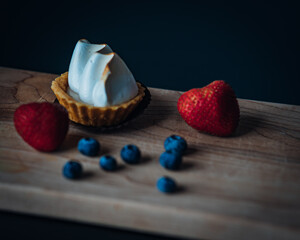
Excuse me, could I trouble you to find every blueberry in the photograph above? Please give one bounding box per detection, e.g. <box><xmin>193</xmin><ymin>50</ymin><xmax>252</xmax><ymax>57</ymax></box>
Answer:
<box><xmin>78</xmin><ymin>137</ymin><xmax>100</xmax><ymax>156</ymax></box>
<box><xmin>63</xmin><ymin>161</ymin><xmax>83</xmax><ymax>179</ymax></box>
<box><xmin>159</xmin><ymin>151</ymin><xmax>182</xmax><ymax>170</ymax></box>
<box><xmin>157</xmin><ymin>176</ymin><xmax>177</xmax><ymax>193</ymax></box>
<box><xmin>120</xmin><ymin>144</ymin><xmax>141</xmax><ymax>164</ymax></box>
<box><xmin>100</xmin><ymin>155</ymin><xmax>117</xmax><ymax>171</ymax></box>
<box><xmin>164</xmin><ymin>135</ymin><xmax>187</xmax><ymax>155</ymax></box>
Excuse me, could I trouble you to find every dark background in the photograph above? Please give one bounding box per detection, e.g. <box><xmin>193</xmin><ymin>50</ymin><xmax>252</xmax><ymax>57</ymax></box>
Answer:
<box><xmin>1</xmin><ymin>0</ymin><xmax>300</xmax><ymax>105</ymax></box>
<box><xmin>1</xmin><ymin>1</ymin><xmax>300</xmax><ymax>240</ymax></box>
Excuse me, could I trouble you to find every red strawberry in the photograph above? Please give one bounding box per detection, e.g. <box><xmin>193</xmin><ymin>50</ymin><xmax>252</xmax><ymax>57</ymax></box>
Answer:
<box><xmin>177</xmin><ymin>80</ymin><xmax>240</xmax><ymax>136</ymax></box>
<box><xmin>14</xmin><ymin>102</ymin><xmax>69</xmax><ymax>151</ymax></box>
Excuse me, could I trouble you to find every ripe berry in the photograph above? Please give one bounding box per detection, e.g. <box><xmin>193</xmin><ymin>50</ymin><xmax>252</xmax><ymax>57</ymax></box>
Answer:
<box><xmin>63</xmin><ymin>161</ymin><xmax>83</xmax><ymax>179</ymax></box>
<box><xmin>120</xmin><ymin>144</ymin><xmax>141</xmax><ymax>164</ymax></box>
<box><xmin>78</xmin><ymin>137</ymin><xmax>100</xmax><ymax>156</ymax></box>
<box><xmin>177</xmin><ymin>80</ymin><xmax>240</xmax><ymax>136</ymax></box>
<box><xmin>159</xmin><ymin>151</ymin><xmax>182</xmax><ymax>170</ymax></box>
<box><xmin>14</xmin><ymin>102</ymin><xmax>69</xmax><ymax>152</ymax></box>
<box><xmin>100</xmin><ymin>155</ymin><xmax>117</xmax><ymax>171</ymax></box>
<box><xmin>157</xmin><ymin>176</ymin><xmax>177</xmax><ymax>193</ymax></box>
<box><xmin>164</xmin><ymin>135</ymin><xmax>187</xmax><ymax>154</ymax></box>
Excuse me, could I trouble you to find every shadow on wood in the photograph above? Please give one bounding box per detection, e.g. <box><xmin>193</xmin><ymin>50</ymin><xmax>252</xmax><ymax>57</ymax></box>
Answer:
<box><xmin>233</xmin><ymin>115</ymin><xmax>263</xmax><ymax>137</ymax></box>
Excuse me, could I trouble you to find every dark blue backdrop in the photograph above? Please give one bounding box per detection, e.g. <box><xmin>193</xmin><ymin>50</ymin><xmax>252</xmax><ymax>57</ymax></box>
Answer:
<box><xmin>1</xmin><ymin>1</ymin><xmax>300</xmax><ymax>105</ymax></box>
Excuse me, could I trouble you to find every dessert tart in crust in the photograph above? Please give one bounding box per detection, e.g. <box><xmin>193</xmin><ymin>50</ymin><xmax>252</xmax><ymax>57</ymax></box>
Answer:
<box><xmin>51</xmin><ymin>72</ymin><xmax>145</xmax><ymax>127</ymax></box>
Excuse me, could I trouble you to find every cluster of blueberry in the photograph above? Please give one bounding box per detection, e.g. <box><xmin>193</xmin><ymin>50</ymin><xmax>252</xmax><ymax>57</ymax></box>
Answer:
<box><xmin>63</xmin><ymin>135</ymin><xmax>187</xmax><ymax>194</ymax></box>
<box><xmin>157</xmin><ymin>135</ymin><xmax>187</xmax><ymax>193</ymax></box>
<box><xmin>63</xmin><ymin>137</ymin><xmax>141</xmax><ymax>177</ymax></box>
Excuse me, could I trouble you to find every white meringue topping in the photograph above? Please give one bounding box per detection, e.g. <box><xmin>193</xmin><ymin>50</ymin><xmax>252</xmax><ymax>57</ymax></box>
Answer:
<box><xmin>68</xmin><ymin>39</ymin><xmax>138</xmax><ymax>107</ymax></box>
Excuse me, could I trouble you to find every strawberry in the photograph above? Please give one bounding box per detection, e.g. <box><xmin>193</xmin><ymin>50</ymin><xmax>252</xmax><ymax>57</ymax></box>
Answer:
<box><xmin>14</xmin><ymin>102</ymin><xmax>69</xmax><ymax>151</ymax></box>
<box><xmin>177</xmin><ymin>80</ymin><xmax>240</xmax><ymax>136</ymax></box>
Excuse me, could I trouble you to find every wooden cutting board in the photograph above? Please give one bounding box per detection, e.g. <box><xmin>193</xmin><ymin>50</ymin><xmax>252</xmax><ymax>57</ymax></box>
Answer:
<box><xmin>0</xmin><ymin>67</ymin><xmax>300</xmax><ymax>240</ymax></box>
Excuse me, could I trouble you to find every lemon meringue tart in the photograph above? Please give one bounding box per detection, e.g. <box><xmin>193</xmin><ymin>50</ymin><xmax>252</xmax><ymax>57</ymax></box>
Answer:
<box><xmin>51</xmin><ymin>39</ymin><xmax>145</xmax><ymax>127</ymax></box>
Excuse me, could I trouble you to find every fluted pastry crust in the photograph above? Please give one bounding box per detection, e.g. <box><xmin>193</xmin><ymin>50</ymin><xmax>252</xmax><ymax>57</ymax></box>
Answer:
<box><xmin>51</xmin><ymin>72</ymin><xmax>145</xmax><ymax>127</ymax></box>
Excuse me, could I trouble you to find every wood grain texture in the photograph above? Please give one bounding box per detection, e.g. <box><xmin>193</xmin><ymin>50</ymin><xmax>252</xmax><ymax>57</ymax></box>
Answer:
<box><xmin>0</xmin><ymin>67</ymin><xmax>300</xmax><ymax>240</ymax></box>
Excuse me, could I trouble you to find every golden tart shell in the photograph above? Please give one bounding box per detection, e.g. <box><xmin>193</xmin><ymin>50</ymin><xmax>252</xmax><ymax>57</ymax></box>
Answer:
<box><xmin>51</xmin><ymin>72</ymin><xmax>145</xmax><ymax>127</ymax></box>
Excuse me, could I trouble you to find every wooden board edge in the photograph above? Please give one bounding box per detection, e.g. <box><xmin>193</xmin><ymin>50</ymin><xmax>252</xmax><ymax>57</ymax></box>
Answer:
<box><xmin>1</xmin><ymin>182</ymin><xmax>299</xmax><ymax>240</ymax></box>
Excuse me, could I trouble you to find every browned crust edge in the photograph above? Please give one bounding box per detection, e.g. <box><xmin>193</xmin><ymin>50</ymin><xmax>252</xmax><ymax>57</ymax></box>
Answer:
<box><xmin>51</xmin><ymin>72</ymin><xmax>145</xmax><ymax>127</ymax></box>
